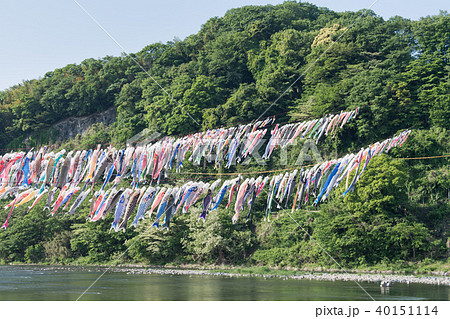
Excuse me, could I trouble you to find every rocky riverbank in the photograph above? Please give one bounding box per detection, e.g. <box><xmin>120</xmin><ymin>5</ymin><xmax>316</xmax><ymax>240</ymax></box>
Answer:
<box><xmin>117</xmin><ymin>267</ymin><xmax>449</xmax><ymax>286</ymax></box>
<box><xmin>6</xmin><ymin>263</ymin><xmax>448</xmax><ymax>286</ymax></box>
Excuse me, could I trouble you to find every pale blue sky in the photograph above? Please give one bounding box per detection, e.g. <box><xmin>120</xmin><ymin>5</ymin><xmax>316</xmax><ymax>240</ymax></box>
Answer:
<box><xmin>0</xmin><ymin>0</ymin><xmax>448</xmax><ymax>91</ymax></box>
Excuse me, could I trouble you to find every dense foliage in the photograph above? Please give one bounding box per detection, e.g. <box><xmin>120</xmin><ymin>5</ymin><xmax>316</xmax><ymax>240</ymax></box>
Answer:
<box><xmin>0</xmin><ymin>2</ymin><xmax>448</xmax><ymax>269</ymax></box>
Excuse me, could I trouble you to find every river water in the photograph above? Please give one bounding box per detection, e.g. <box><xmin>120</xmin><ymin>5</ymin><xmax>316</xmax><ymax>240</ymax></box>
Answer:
<box><xmin>0</xmin><ymin>265</ymin><xmax>448</xmax><ymax>301</ymax></box>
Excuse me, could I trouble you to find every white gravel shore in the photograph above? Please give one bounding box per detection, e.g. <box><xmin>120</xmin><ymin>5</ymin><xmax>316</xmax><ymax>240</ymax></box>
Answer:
<box><xmin>10</xmin><ymin>264</ymin><xmax>448</xmax><ymax>286</ymax></box>
<box><xmin>118</xmin><ymin>267</ymin><xmax>449</xmax><ymax>286</ymax></box>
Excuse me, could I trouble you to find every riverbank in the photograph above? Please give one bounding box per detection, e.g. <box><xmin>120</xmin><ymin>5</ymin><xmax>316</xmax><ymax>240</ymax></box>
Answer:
<box><xmin>7</xmin><ymin>263</ymin><xmax>448</xmax><ymax>286</ymax></box>
<box><xmin>118</xmin><ymin>266</ymin><xmax>449</xmax><ymax>286</ymax></box>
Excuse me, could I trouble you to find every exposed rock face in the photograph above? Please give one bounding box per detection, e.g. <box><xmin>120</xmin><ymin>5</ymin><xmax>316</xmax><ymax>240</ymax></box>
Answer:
<box><xmin>52</xmin><ymin>107</ymin><xmax>116</xmax><ymax>141</ymax></box>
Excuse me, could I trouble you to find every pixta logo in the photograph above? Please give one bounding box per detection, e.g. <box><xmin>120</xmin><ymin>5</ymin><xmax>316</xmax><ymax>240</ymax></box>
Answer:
<box><xmin>231</xmin><ymin>138</ymin><xmax>324</xmax><ymax>167</ymax></box>
<box><xmin>126</xmin><ymin>129</ymin><xmax>163</xmax><ymax>147</ymax></box>
<box><xmin>126</xmin><ymin>129</ymin><xmax>324</xmax><ymax>167</ymax></box>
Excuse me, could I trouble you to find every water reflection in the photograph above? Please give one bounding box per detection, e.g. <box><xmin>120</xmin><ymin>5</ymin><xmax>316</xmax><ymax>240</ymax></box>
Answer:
<box><xmin>0</xmin><ymin>266</ymin><xmax>447</xmax><ymax>301</ymax></box>
<box><xmin>381</xmin><ymin>287</ymin><xmax>390</xmax><ymax>295</ymax></box>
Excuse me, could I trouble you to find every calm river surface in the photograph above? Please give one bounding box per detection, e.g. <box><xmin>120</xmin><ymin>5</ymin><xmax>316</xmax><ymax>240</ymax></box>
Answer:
<box><xmin>0</xmin><ymin>265</ymin><xmax>448</xmax><ymax>301</ymax></box>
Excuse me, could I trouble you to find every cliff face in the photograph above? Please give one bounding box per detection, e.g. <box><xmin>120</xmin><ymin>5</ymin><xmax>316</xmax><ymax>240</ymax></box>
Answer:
<box><xmin>52</xmin><ymin>107</ymin><xmax>116</xmax><ymax>141</ymax></box>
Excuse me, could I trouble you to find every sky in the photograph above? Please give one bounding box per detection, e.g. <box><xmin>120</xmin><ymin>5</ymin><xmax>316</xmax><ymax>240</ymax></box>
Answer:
<box><xmin>0</xmin><ymin>0</ymin><xmax>448</xmax><ymax>91</ymax></box>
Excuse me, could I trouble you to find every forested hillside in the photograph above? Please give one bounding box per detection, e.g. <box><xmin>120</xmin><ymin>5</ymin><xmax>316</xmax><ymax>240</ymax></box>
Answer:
<box><xmin>0</xmin><ymin>2</ymin><xmax>448</xmax><ymax>269</ymax></box>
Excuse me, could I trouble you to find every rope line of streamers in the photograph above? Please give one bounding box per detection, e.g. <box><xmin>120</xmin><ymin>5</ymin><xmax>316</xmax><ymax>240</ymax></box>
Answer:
<box><xmin>0</xmin><ymin>111</ymin><xmax>443</xmax><ymax>230</ymax></box>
